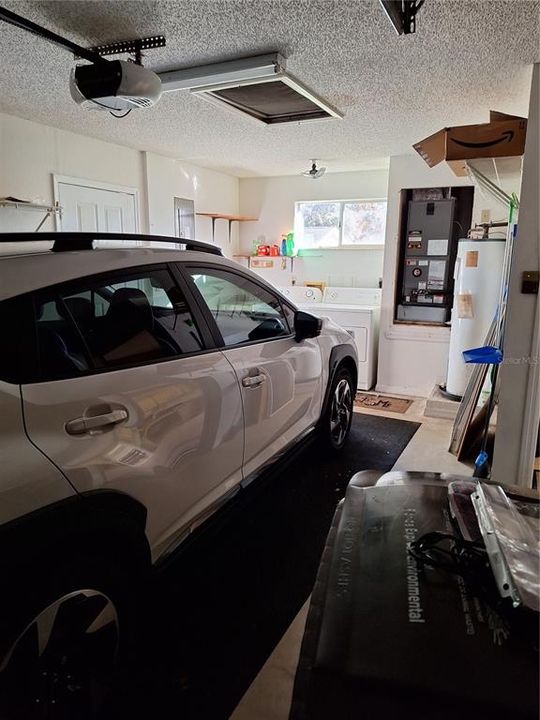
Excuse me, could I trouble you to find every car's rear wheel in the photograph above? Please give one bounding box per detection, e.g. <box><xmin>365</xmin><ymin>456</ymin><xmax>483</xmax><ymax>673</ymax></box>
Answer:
<box><xmin>322</xmin><ymin>366</ymin><xmax>355</xmax><ymax>451</ymax></box>
<box><xmin>0</xmin><ymin>554</ymin><xmax>135</xmax><ymax>719</ymax></box>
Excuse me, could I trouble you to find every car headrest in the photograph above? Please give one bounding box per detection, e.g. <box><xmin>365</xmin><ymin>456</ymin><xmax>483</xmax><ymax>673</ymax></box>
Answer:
<box><xmin>107</xmin><ymin>287</ymin><xmax>154</xmax><ymax>332</ymax></box>
<box><xmin>56</xmin><ymin>297</ymin><xmax>93</xmax><ymax>324</ymax></box>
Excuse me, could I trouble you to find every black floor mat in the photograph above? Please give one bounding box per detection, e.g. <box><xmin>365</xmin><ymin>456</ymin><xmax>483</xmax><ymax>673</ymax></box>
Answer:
<box><xmin>111</xmin><ymin>413</ymin><xmax>420</xmax><ymax>719</ymax></box>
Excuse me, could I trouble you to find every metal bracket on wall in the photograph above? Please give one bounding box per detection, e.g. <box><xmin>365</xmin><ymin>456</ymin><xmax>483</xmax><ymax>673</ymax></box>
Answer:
<box><xmin>0</xmin><ymin>199</ymin><xmax>62</xmax><ymax>232</ymax></box>
<box><xmin>465</xmin><ymin>161</ymin><xmax>518</xmax><ymax>209</ymax></box>
<box><xmin>86</xmin><ymin>36</ymin><xmax>166</xmax><ymax>65</ymax></box>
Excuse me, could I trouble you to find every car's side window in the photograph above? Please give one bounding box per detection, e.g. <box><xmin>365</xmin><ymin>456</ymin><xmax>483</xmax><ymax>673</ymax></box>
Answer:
<box><xmin>188</xmin><ymin>268</ymin><xmax>291</xmax><ymax>346</ymax></box>
<box><xmin>34</xmin><ymin>267</ymin><xmax>204</xmax><ymax>380</ymax></box>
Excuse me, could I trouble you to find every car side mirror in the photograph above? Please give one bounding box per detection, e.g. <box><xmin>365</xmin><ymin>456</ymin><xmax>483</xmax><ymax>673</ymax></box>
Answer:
<box><xmin>294</xmin><ymin>310</ymin><xmax>322</xmax><ymax>342</ymax></box>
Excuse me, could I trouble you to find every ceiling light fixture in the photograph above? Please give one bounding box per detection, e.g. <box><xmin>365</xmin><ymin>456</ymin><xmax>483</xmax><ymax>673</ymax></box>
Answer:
<box><xmin>302</xmin><ymin>160</ymin><xmax>326</xmax><ymax>179</ymax></box>
<box><xmin>159</xmin><ymin>53</ymin><xmax>343</xmax><ymax>125</ymax></box>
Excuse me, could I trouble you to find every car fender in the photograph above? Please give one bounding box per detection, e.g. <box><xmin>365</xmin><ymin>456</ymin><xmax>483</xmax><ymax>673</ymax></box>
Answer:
<box><xmin>319</xmin><ymin>343</ymin><xmax>358</xmax><ymax>421</ymax></box>
<box><xmin>0</xmin><ymin>490</ymin><xmax>150</xmax><ymax>572</ymax></box>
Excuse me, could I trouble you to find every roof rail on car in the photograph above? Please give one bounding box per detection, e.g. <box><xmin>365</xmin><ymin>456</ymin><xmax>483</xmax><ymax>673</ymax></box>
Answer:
<box><xmin>0</xmin><ymin>232</ymin><xmax>223</xmax><ymax>256</ymax></box>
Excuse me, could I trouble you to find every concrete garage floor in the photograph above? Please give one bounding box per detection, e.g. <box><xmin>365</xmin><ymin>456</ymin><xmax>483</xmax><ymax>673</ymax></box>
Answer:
<box><xmin>231</xmin><ymin>399</ymin><xmax>470</xmax><ymax>720</ymax></box>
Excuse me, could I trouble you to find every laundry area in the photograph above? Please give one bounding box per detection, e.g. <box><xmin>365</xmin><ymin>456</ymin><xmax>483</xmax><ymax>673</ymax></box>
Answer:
<box><xmin>0</xmin><ymin>2</ymin><xmax>539</xmax><ymax>719</ymax></box>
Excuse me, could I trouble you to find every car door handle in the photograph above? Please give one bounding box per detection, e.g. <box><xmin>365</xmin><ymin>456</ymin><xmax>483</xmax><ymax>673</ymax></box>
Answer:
<box><xmin>242</xmin><ymin>374</ymin><xmax>266</xmax><ymax>389</ymax></box>
<box><xmin>65</xmin><ymin>409</ymin><xmax>128</xmax><ymax>435</ymax></box>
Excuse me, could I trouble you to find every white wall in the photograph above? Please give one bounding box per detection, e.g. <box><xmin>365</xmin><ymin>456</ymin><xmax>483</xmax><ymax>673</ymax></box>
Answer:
<box><xmin>0</xmin><ymin>112</ymin><xmax>240</xmax><ymax>256</ymax></box>
<box><xmin>492</xmin><ymin>63</ymin><xmax>539</xmax><ymax>487</ymax></box>
<box><xmin>238</xmin><ymin>170</ymin><xmax>388</xmax><ymax>287</ymax></box>
<box><xmin>377</xmin><ymin>153</ymin><xmax>523</xmax><ymax>397</ymax></box>
<box><xmin>0</xmin><ymin>112</ymin><xmax>147</xmax><ymax>232</ymax></box>
<box><xmin>144</xmin><ymin>152</ymin><xmax>239</xmax><ymax>254</ymax></box>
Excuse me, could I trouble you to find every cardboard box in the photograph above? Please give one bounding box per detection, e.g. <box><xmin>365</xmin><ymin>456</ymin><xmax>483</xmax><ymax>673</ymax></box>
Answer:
<box><xmin>413</xmin><ymin>111</ymin><xmax>527</xmax><ymax>176</ymax></box>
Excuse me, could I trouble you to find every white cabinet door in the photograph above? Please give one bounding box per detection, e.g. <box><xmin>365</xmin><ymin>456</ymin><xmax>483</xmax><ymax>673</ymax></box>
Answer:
<box><xmin>57</xmin><ymin>181</ymin><xmax>137</xmax><ymax>232</ymax></box>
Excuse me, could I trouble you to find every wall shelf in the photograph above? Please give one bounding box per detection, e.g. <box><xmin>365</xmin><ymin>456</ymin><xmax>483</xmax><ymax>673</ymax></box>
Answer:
<box><xmin>196</xmin><ymin>213</ymin><xmax>258</xmax><ymax>243</ymax></box>
<box><xmin>0</xmin><ymin>199</ymin><xmax>62</xmax><ymax>232</ymax></box>
<box><xmin>233</xmin><ymin>254</ymin><xmax>296</xmax><ymax>271</ymax></box>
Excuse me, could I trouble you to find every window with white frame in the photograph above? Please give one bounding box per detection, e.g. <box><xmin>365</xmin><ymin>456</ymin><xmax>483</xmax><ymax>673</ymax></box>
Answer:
<box><xmin>294</xmin><ymin>199</ymin><xmax>387</xmax><ymax>249</ymax></box>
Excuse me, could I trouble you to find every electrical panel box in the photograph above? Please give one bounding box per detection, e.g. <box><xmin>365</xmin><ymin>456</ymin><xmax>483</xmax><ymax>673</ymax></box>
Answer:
<box><xmin>395</xmin><ymin>187</ymin><xmax>474</xmax><ymax>324</ymax></box>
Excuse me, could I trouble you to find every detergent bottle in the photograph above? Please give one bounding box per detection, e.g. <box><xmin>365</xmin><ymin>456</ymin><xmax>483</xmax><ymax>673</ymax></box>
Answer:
<box><xmin>285</xmin><ymin>231</ymin><xmax>295</xmax><ymax>256</ymax></box>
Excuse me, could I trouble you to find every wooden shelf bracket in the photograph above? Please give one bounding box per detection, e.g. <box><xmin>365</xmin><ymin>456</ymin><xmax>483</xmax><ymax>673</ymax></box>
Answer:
<box><xmin>196</xmin><ymin>213</ymin><xmax>258</xmax><ymax>243</ymax></box>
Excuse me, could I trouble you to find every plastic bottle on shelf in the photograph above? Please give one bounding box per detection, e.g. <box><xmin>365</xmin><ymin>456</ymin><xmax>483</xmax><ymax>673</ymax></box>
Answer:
<box><xmin>285</xmin><ymin>231</ymin><xmax>295</xmax><ymax>256</ymax></box>
<box><xmin>281</xmin><ymin>235</ymin><xmax>287</xmax><ymax>256</ymax></box>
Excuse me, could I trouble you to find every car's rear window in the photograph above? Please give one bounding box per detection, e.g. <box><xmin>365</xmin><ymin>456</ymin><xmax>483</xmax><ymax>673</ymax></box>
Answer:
<box><xmin>34</xmin><ymin>267</ymin><xmax>204</xmax><ymax>381</ymax></box>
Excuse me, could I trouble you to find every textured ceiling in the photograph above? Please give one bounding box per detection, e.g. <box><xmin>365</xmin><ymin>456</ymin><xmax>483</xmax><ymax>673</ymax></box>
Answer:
<box><xmin>0</xmin><ymin>0</ymin><xmax>538</xmax><ymax>177</ymax></box>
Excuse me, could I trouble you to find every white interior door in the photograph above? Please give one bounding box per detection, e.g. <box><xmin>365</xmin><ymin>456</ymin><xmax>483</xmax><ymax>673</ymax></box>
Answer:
<box><xmin>56</xmin><ymin>179</ymin><xmax>137</xmax><ymax>232</ymax></box>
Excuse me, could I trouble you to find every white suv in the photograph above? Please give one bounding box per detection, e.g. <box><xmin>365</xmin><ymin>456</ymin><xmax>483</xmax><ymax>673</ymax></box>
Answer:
<box><xmin>0</xmin><ymin>233</ymin><xmax>357</xmax><ymax>714</ymax></box>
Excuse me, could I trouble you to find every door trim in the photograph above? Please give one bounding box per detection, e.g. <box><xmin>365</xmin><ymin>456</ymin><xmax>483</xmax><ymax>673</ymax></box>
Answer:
<box><xmin>52</xmin><ymin>174</ymin><xmax>140</xmax><ymax>232</ymax></box>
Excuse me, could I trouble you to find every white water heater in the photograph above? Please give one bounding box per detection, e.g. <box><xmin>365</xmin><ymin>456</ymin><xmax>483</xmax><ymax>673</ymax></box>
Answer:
<box><xmin>445</xmin><ymin>239</ymin><xmax>505</xmax><ymax>398</ymax></box>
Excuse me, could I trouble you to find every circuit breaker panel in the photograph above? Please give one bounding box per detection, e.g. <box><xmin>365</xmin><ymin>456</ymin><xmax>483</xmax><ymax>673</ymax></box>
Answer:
<box><xmin>395</xmin><ymin>188</ymin><xmax>474</xmax><ymax>324</ymax></box>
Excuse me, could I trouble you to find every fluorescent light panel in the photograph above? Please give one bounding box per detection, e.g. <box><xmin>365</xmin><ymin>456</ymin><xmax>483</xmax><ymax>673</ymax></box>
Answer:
<box><xmin>158</xmin><ymin>53</ymin><xmax>342</xmax><ymax>125</ymax></box>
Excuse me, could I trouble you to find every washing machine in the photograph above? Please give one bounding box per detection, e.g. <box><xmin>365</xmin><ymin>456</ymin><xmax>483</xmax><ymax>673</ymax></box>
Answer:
<box><xmin>277</xmin><ymin>286</ymin><xmax>380</xmax><ymax>390</ymax></box>
<box><xmin>278</xmin><ymin>286</ymin><xmax>324</xmax><ymax>307</ymax></box>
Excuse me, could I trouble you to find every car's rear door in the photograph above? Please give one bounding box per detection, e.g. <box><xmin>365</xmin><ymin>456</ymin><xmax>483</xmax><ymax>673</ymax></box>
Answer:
<box><xmin>180</xmin><ymin>264</ymin><xmax>324</xmax><ymax>480</ymax></box>
<box><xmin>20</xmin><ymin>263</ymin><xmax>244</xmax><ymax>560</ymax></box>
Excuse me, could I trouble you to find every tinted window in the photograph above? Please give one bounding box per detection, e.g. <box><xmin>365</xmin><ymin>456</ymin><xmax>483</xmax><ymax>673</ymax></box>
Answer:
<box><xmin>189</xmin><ymin>268</ymin><xmax>291</xmax><ymax>346</ymax></box>
<box><xmin>35</xmin><ymin>297</ymin><xmax>90</xmax><ymax>379</ymax></box>
<box><xmin>0</xmin><ymin>297</ymin><xmax>24</xmax><ymax>383</ymax></box>
<box><xmin>35</xmin><ymin>268</ymin><xmax>204</xmax><ymax>380</ymax></box>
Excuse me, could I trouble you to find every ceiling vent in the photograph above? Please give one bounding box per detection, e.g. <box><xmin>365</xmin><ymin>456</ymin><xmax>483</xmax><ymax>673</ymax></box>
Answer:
<box><xmin>159</xmin><ymin>54</ymin><xmax>342</xmax><ymax>125</ymax></box>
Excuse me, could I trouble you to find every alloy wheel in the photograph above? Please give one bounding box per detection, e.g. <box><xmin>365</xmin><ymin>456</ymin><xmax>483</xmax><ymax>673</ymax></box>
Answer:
<box><xmin>0</xmin><ymin>588</ymin><xmax>119</xmax><ymax>718</ymax></box>
<box><xmin>330</xmin><ymin>377</ymin><xmax>353</xmax><ymax>446</ymax></box>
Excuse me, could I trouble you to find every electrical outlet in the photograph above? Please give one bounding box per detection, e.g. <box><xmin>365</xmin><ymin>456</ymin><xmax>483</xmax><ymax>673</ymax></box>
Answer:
<box><xmin>522</xmin><ymin>271</ymin><xmax>539</xmax><ymax>294</ymax></box>
<box><xmin>480</xmin><ymin>209</ymin><xmax>491</xmax><ymax>224</ymax></box>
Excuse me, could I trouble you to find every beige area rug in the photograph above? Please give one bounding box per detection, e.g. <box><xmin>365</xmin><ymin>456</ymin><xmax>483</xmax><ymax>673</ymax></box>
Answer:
<box><xmin>354</xmin><ymin>392</ymin><xmax>413</xmax><ymax>414</ymax></box>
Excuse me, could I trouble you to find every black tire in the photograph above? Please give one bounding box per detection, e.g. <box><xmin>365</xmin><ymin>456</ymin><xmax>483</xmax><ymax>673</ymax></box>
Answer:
<box><xmin>321</xmin><ymin>366</ymin><xmax>355</xmax><ymax>452</ymax></box>
<box><xmin>0</xmin><ymin>548</ymin><xmax>140</xmax><ymax>719</ymax></box>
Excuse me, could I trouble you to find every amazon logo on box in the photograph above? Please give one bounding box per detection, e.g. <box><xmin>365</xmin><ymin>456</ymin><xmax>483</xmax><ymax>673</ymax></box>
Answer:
<box><xmin>413</xmin><ymin>110</ymin><xmax>527</xmax><ymax>176</ymax></box>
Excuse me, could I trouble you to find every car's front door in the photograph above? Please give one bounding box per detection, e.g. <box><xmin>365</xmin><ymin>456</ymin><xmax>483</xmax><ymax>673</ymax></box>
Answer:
<box><xmin>20</xmin><ymin>264</ymin><xmax>244</xmax><ymax>560</ymax></box>
<box><xmin>183</xmin><ymin>266</ymin><xmax>324</xmax><ymax>480</ymax></box>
